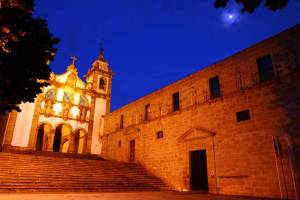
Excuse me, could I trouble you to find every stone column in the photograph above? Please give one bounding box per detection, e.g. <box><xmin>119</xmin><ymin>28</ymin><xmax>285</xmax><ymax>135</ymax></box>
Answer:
<box><xmin>48</xmin><ymin>128</ymin><xmax>55</xmax><ymax>152</ymax></box>
<box><xmin>86</xmin><ymin>97</ymin><xmax>95</xmax><ymax>154</ymax></box>
<box><xmin>68</xmin><ymin>132</ymin><xmax>75</xmax><ymax>153</ymax></box>
<box><xmin>82</xmin><ymin>134</ymin><xmax>88</xmax><ymax>154</ymax></box>
<box><xmin>27</xmin><ymin>97</ymin><xmax>42</xmax><ymax>150</ymax></box>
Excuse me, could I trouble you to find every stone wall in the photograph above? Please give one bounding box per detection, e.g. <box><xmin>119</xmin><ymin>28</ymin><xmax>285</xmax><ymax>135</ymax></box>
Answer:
<box><xmin>102</xmin><ymin>25</ymin><xmax>300</xmax><ymax>198</ymax></box>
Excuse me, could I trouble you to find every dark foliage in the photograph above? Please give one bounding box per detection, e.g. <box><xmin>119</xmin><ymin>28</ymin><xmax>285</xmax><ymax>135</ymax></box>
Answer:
<box><xmin>0</xmin><ymin>0</ymin><xmax>35</xmax><ymax>12</ymax></box>
<box><xmin>214</xmin><ymin>0</ymin><xmax>289</xmax><ymax>13</ymax></box>
<box><xmin>0</xmin><ymin>4</ymin><xmax>59</xmax><ymax>114</ymax></box>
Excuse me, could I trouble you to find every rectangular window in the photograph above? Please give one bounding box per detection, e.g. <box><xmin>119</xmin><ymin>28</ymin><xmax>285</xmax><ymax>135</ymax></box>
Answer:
<box><xmin>120</xmin><ymin>114</ymin><xmax>124</xmax><ymax>129</ymax></box>
<box><xmin>257</xmin><ymin>55</ymin><xmax>274</xmax><ymax>82</ymax></box>
<box><xmin>156</xmin><ymin>131</ymin><xmax>164</xmax><ymax>139</ymax></box>
<box><xmin>209</xmin><ymin>76</ymin><xmax>220</xmax><ymax>99</ymax></box>
<box><xmin>236</xmin><ymin>109</ymin><xmax>250</xmax><ymax>122</ymax></box>
<box><xmin>173</xmin><ymin>92</ymin><xmax>180</xmax><ymax>111</ymax></box>
<box><xmin>145</xmin><ymin>104</ymin><xmax>150</xmax><ymax>121</ymax></box>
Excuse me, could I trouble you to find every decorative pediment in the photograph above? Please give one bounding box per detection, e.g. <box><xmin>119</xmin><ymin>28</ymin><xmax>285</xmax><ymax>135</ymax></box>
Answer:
<box><xmin>50</xmin><ymin>64</ymin><xmax>86</xmax><ymax>90</ymax></box>
<box><xmin>123</xmin><ymin>125</ymin><xmax>140</xmax><ymax>135</ymax></box>
<box><xmin>177</xmin><ymin>127</ymin><xmax>215</xmax><ymax>143</ymax></box>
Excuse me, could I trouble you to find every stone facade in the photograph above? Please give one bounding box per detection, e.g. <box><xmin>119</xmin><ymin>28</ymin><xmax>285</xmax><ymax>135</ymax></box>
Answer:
<box><xmin>1</xmin><ymin>51</ymin><xmax>113</xmax><ymax>155</ymax></box>
<box><xmin>101</xmin><ymin>25</ymin><xmax>300</xmax><ymax>198</ymax></box>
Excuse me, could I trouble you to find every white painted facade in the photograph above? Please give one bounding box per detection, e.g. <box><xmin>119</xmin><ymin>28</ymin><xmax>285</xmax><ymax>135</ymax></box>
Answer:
<box><xmin>11</xmin><ymin>102</ymin><xmax>36</xmax><ymax>147</ymax></box>
<box><xmin>91</xmin><ymin>98</ymin><xmax>106</xmax><ymax>154</ymax></box>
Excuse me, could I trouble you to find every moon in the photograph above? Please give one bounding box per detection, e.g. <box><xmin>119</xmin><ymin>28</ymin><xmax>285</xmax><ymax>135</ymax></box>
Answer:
<box><xmin>222</xmin><ymin>10</ymin><xmax>240</xmax><ymax>26</ymax></box>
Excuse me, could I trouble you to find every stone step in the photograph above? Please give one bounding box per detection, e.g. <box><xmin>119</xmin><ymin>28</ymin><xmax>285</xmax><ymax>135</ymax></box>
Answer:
<box><xmin>0</xmin><ymin>152</ymin><xmax>169</xmax><ymax>192</ymax></box>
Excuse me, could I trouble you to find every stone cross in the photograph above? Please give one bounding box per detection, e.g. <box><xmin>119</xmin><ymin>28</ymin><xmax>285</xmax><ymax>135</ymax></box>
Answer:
<box><xmin>71</xmin><ymin>56</ymin><xmax>77</xmax><ymax>65</ymax></box>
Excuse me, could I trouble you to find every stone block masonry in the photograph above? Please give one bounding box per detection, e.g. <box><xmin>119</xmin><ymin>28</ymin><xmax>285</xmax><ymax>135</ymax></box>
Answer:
<box><xmin>102</xmin><ymin>25</ymin><xmax>300</xmax><ymax>199</ymax></box>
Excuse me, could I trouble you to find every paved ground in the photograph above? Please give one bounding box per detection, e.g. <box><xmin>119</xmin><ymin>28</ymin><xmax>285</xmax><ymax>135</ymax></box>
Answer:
<box><xmin>0</xmin><ymin>191</ymin><xmax>275</xmax><ymax>200</ymax></box>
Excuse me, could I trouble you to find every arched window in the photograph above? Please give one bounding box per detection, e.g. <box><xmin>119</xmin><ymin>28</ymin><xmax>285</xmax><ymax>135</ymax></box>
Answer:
<box><xmin>79</xmin><ymin>96</ymin><xmax>89</xmax><ymax>107</ymax></box>
<box><xmin>45</xmin><ymin>88</ymin><xmax>56</xmax><ymax>100</ymax></box>
<box><xmin>99</xmin><ymin>78</ymin><xmax>105</xmax><ymax>90</ymax></box>
<box><xmin>63</xmin><ymin>91</ymin><xmax>73</xmax><ymax>103</ymax></box>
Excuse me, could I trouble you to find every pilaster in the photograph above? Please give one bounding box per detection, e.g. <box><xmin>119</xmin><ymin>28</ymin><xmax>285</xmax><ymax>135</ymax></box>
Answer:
<box><xmin>28</xmin><ymin>96</ymin><xmax>42</xmax><ymax>149</ymax></box>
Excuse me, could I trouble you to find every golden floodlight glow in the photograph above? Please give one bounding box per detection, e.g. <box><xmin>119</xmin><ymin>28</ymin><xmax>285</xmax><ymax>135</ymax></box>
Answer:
<box><xmin>40</xmin><ymin>101</ymin><xmax>45</xmax><ymax>109</ymax></box>
<box><xmin>57</xmin><ymin>88</ymin><xmax>64</xmax><ymax>101</ymax></box>
<box><xmin>53</xmin><ymin>102</ymin><xmax>62</xmax><ymax>114</ymax></box>
<box><xmin>74</xmin><ymin>93</ymin><xmax>80</xmax><ymax>105</ymax></box>
<box><xmin>71</xmin><ymin>106</ymin><xmax>79</xmax><ymax>117</ymax></box>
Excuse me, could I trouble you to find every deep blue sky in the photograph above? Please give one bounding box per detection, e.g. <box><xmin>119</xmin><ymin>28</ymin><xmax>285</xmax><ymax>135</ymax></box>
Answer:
<box><xmin>34</xmin><ymin>0</ymin><xmax>300</xmax><ymax>111</ymax></box>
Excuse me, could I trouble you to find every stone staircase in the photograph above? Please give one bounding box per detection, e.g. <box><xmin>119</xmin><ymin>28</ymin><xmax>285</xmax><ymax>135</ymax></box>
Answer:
<box><xmin>0</xmin><ymin>152</ymin><xmax>168</xmax><ymax>192</ymax></box>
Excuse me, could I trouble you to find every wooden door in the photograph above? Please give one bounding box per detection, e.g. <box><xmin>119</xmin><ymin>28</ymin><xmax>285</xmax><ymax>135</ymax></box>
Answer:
<box><xmin>190</xmin><ymin>150</ymin><xmax>208</xmax><ymax>190</ymax></box>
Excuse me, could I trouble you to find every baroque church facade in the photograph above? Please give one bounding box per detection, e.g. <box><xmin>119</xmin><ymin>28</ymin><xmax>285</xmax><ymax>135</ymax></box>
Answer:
<box><xmin>0</xmin><ymin>51</ymin><xmax>112</xmax><ymax>155</ymax></box>
<box><xmin>0</xmin><ymin>25</ymin><xmax>300</xmax><ymax>199</ymax></box>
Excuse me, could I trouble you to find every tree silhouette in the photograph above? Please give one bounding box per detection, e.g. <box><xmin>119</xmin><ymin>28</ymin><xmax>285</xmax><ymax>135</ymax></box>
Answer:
<box><xmin>0</xmin><ymin>0</ymin><xmax>59</xmax><ymax>114</ymax></box>
<box><xmin>214</xmin><ymin>0</ymin><xmax>289</xmax><ymax>13</ymax></box>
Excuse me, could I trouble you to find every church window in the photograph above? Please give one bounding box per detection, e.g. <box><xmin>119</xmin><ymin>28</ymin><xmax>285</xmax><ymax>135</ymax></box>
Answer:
<box><xmin>236</xmin><ymin>109</ymin><xmax>250</xmax><ymax>122</ymax></box>
<box><xmin>99</xmin><ymin>78</ymin><xmax>105</xmax><ymax>90</ymax></box>
<box><xmin>156</xmin><ymin>131</ymin><xmax>164</xmax><ymax>139</ymax></box>
<box><xmin>209</xmin><ymin>76</ymin><xmax>220</xmax><ymax>99</ymax></box>
<box><xmin>118</xmin><ymin>140</ymin><xmax>122</xmax><ymax>148</ymax></box>
<box><xmin>172</xmin><ymin>92</ymin><xmax>180</xmax><ymax>111</ymax></box>
<box><xmin>63</xmin><ymin>91</ymin><xmax>73</xmax><ymax>103</ymax></box>
<box><xmin>120</xmin><ymin>114</ymin><xmax>124</xmax><ymax>129</ymax></box>
<box><xmin>257</xmin><ymin>55</ymin><xmax>274</xmax><ymax>83</ymax></box>
<box><xmin>45</xmin><ymin>88</ymin><xmax>56</xmax><ymax>100</ymax></box>
<box><xmin>79</xmin><ymin>96</ymin><xmax>89</xmax><ymax>107</ymax></box>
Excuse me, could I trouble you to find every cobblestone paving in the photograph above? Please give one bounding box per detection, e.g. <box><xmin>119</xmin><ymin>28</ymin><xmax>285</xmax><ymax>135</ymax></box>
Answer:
<box><xmin>0</xmin><ymin>191</ymin><xmax>276</xmax><ymax>200</ymax></box>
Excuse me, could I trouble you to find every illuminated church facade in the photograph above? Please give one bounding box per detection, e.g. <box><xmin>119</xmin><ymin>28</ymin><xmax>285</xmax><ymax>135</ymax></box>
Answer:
<box><xmin>0</xmin><ymin>25</ymin><xmax>300</xmax><ymax>199</ymax></box>
<box><xmin>1</xmin><ymin>51</ymin><xmax>112</xmax><ymax>155</ymax></box>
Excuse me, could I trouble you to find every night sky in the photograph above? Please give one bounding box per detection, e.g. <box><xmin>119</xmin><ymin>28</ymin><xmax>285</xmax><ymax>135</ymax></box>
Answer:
<box><xmin>34</xmin><ymin>0</ymin><xmax>300</xmax><ymax>111</ymax></box>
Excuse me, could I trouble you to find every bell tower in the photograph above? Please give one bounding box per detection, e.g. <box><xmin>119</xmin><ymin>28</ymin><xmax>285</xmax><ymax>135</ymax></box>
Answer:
<box><xmin>85</xmin><ymin>49</ymin><xmax>112</xmax><ymax>154</ymax></box>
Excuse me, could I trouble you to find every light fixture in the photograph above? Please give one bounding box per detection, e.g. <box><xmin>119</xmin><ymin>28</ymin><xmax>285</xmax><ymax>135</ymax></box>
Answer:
<box><xmin>40</xmin><ymin>101</ymin><xmax>45</xmax><ymax>109</ymax></box>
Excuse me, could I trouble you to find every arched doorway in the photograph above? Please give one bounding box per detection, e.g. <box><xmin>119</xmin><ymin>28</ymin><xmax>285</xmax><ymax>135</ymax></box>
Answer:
<box><xmin>73</xmin><ymin>129</ymin><xmax>87</xmax><ymax>154</ymax></box>
<box><xmin>53</xmin><ymin>126</ymin><xmax>62</xmax><ymax>152</ymax></box>
<box><xmin>36</xmin><ymin>123</ymin><xmax>51</xmax><ymax>151</ymax></box>
<box><xmin>53</xmin><ymin>124</ymin><xmax>72</xmax><ymax>153</ymax></box>
<box><xmin>36</xmin><ymin>125</ymin><xmax>44</xmax><ymax>151</ymax></box>
<box><xmin>73</xmin><ymin>131</ymin><xmax>80</xmax><ymax>153</ymax></box>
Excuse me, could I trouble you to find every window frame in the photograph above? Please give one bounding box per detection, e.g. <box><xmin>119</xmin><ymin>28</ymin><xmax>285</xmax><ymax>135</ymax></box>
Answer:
<box><xmin>99</xmin><ymin>77</ymin><xmax>106</xmax><ymax>90</ymax></box>
<box><xmin>156</xmin><ymin>131</ymin><xmax>164</xmax><ymax>139</ymax></box>
<box><xmin>236</xmin><ymin>109</ymin><xmax>251</xmax><ymax>122</ymax></box>
<box><xmin>172</xmin><ymin>92</ymin><xmax>180</xmax><ymax>112</ymax></box>
<box><xmin>256</xmin><ymin>55</ymin><xmax>274</xmax><ymax>83</ymax></box>
<box><xmin>209</xmin><ymin>76</ymin><xmax>221</xmax><ymax>99</ymax></box>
